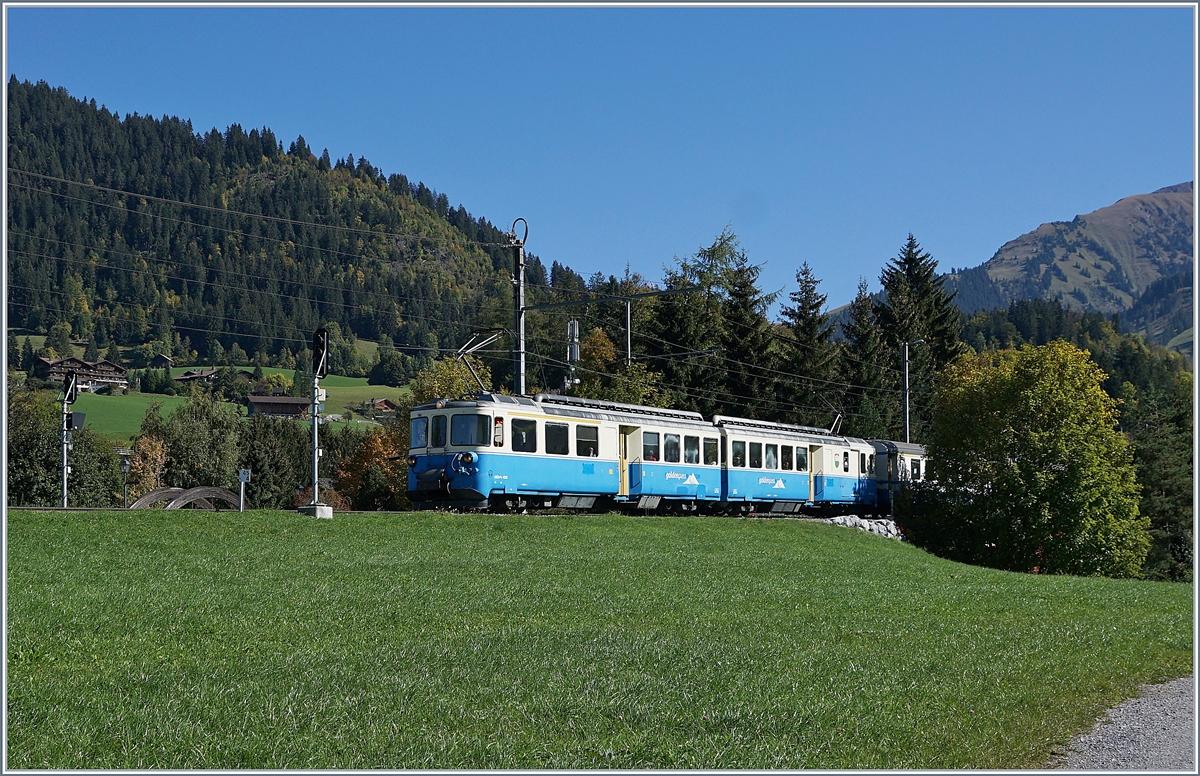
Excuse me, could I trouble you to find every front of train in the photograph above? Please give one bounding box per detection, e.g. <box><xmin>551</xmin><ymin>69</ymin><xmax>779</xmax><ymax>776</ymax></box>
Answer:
<box><xmin>406</xmin><ymin>395</ymin><xmax>499</xmax><ymax>511</ymax></box>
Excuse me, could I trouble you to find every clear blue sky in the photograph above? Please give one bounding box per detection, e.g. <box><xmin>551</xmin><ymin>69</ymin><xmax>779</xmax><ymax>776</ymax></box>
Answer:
<box><xmin>5</xmin><ymin>5</ymin><xmax>1195</xmax><ymax>312</ymax></box>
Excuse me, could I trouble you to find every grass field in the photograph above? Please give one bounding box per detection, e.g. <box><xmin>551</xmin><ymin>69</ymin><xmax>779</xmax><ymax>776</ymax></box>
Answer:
<box><xmin>6</xmin><ymin>510</ymin><xmax>1192</xmax><ymax>769</ymax></box>
<box><xmin>70</xmin><ymin>392</ymin><xmax>191</xmax><ymax>443</ymax></box>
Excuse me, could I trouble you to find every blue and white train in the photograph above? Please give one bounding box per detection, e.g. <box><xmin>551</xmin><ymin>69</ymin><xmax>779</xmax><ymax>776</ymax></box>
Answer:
<box><xmin>407</xmin><ymin>392</ymin><xmax>927</xmax><ymax>515</ymax></box>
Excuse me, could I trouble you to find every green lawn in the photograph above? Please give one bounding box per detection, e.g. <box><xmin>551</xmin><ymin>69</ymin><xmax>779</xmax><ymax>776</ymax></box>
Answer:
<box><xmin>70</xmin><ymin>392</ymin><xmax>191</xmax><ymax>443</ymax></box>
<box><xmin>6</xmin><ymin>510</ymin><xmax>1192</xmax><ymax>769</ymax></box>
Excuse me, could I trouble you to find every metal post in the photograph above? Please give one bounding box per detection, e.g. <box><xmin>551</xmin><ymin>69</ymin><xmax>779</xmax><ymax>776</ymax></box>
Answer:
<box><xmin>509</xmin><ymin>219</ymin><xmax>528</xmax><ymax>396</ymax></box>
<box><xmin>61</xmin><ymin>399</ymin><xmax>69</xmax><ymax>508</ymax></box>
<box><xmin>311</xmin><ymin>373</ymin><xmax>320</xmax><ymax>504</ymax></box>
<box><xmin>240</xmin><ymin>480</ymin><xmax>246</xmax><ymax>513</ymax></box>
<box><xmin>902</xmin><ymin>342</ymin><xmax>910</xmax><ymax>444</ymax></box>
<box><xmin>903</xmin><ymin>339</ymin><xmax>924</xmax><ymax>444</ymax></box>
<box><xmin>514</xmin><ymin>242</ymin><xmax>525</xmax><ymax>395</ymax></box>
<box><xmin>625</xmin><ymin>300</ymin><xmax>632</xmax><ymax>368</ymax></box>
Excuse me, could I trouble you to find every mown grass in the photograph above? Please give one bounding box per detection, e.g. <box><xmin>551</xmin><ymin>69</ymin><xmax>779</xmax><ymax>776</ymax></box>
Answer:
<box><xmin>69</xmin><ymin>392</ymin><xmax>191</xmax><ymax>443</ymax></box>
<box><xmin>6</xmin><ymin>510</ymin><xmax>1192</xmax><ymax>769</ymax></box>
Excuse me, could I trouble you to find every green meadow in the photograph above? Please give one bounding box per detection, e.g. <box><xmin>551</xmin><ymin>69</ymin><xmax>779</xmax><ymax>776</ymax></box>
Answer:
<box><xmin>6</xmin><ymin>509</ymin><xmax>1192</xmax><ymax>769</ymax></box>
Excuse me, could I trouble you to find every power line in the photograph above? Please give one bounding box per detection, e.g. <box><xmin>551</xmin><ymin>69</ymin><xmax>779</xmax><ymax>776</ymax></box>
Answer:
<box><xmin>8</xmin><ymin>168</ymin><xmax>514</xmax><ymax>248</ymax></box>
<box><xmin>8</xmin><ymin>245</ymin><xmax>489</xmax><ymax>335</ymax></box>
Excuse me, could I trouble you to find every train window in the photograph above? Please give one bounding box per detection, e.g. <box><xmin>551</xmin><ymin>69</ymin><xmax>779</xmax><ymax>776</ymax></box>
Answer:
<box><xmin>643</xmin><ymin>432</ymin><xmax>660</xmax><ymax>461</ymax></box>
<box><xmin>432</xmin><ymin>415</ymin><xmax>447</xmax><ymax>448</ymax></box>
<box><xmin>411</xmin><ymin>416</ymin><xmax>428</xmax><ymax>448</ymax></box>
<box><xmin>868</xmin><ymin>454</ymin><xmax>875</xmax><ymax>476</ymax></box>
<box><xmin>546</xmin><ymin>423</ymin><xmax>569</xmax><ymax>455</ymax></box>
<box><xmin>765</xmin><ymin>444</ymin><xmax>778</xmax><ymax>469</ymax></box>
<box><xmin>843</xmin><ymin>451</ymin><xmax>850</xmax><ymax>473</ymax></box>
<box><xmin>860</xmin><ymin>453</ymin><xmax>868</xmax><ymax>475</ymax></box>
<box><xmin>796</xmin><ymin>447</ymin><xmax>808</xmax><ymax>472</ymax></box>
<box><xmin>512</xmin><ymin>419</ymin><xmax>537</xmax><ymax>452</ymax></box>
<box><xmin>731</xmin><ymin>440</ymin><xmax>746</xmax><ymax>467</ymax></box>
<box><xmin>493</xmin><ymin>417</ymin><xmax>504</xmax><ymax>447</ymax></box>
<box><xmin>576</xmin><ymin>425</ymin><xmax>599</xmax><ymax>457</ymax></box>
<box><xmin>684</xmin><ymin>435</ymin><xmax>700</xmax><ymax>464</ymax></box>
<box><xmin>749</xmin><ymin>442</ymin><xmax>763</xmax><ymax>468</ymax></box>
<box><xmin>703</xmin><ymin>437</ymin><xmax>718</xmax><ymax>466</ymax></box>
<box><xmin>781</xmin><ymin>445</ymin><xmax>793</xmax><ymax>470</ymax></box>
<box><xmin>664</xmin><ymin>434</ymin><xmax>681</xmax><ymax>463</ymax></box>
<box><xmin>451</xmin><ymin>414</ymin><xmax>491</xmax><ymax>446</ymax></box>
<box><xmin>911</xmin><ymin>460</ymin><xmax>922</xmax><ymax>481</ymax></box>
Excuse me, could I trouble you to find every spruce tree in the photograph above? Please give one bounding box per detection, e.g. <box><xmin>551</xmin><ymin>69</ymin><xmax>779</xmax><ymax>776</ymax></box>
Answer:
<box><xmin>8</xmin><ymin>331</ymin><xmax>20</xmax><ymax>369</ymax></box>
<box><xmin>20</xmin><ymin>336</ymin><xmax>35</xmax><ymax>371</ymax></box>
<box><xmin>779</xmin><ymin>262</ymin><xmax>838</xmax><ymax>427</ymax></box>
<box><xmin>83</xmin><ymin>335</ymin><xmax>101</xmax><ymax>363</ymax></box>
<box><xmin>840</xmin><ymin>280</ymin><xmax>899</xmax><ymax>439</ymax></box>
<box><xmin>873</xmin><ymin>235</ymin><xmax>965</xmax><ymax>441</ymax></box>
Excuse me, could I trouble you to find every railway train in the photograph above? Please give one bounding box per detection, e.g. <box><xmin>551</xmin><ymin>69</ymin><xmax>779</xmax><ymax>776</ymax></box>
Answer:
<box><xmin>407</xmin><ymin>391</ymin><xmax>926</xmax><ymax>515</ymax></box>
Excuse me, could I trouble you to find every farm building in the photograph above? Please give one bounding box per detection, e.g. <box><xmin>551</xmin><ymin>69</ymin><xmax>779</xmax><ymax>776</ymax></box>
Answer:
<box><xmin>245</xmin><ymin>395</ymin><xmax>311</xmax><ymax>419</ymax></box>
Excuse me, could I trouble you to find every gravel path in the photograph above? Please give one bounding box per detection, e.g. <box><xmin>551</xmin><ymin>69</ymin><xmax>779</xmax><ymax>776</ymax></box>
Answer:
<box><xmin>1053</xmin><ymin>676</ymin><xmax>1195</xmax><ymax>770</ymax></box>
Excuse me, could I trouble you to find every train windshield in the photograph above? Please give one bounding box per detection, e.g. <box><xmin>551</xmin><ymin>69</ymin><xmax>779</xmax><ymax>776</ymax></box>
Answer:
<box><xmin>411</xmin><ymin>416</ymin><xmax>428</xmax><ymax>448</ymax></box>
<box><xmin>451</xmin><ymin>414</ymin><xmax>491</xmax><ymax>446</ymax></box>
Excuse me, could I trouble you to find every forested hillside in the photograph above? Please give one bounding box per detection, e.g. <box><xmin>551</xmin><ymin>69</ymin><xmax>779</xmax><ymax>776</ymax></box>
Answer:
<box><xmin>7</xmin><ymin>76</ymin><xmax>550</xmax><ymax>378</ymax></box>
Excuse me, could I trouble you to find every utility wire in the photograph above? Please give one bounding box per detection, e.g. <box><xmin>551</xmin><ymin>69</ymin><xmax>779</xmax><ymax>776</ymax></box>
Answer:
<box><xmin>8</xmin><ymin>169</ymin><xmax>515</xmax><ymax>247</ymax></box>
<box><xmin>9</xmin><ymin>246</ymin><xmax>489</xmax><ymax>334</ymax></box>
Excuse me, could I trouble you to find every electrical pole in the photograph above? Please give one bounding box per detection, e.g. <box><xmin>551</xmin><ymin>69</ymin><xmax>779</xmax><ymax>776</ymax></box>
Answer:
<box><xmin>300</xmin><ymin>328</ymin><xmax>332</xmax><ymax>519</ymax></box>
<box><xmin>60</xmin><ymin>372</ymin><xmax>78</xmax><ymax>508</ymax></box>
<box><xmin>625</xmin><ymin>300</ymin><xmax>632</xmax><ymax>367</ymax></box>
<box><xmin>903</xmin><ymin>339</ymin><xmax>924</xmax><ymax>444</ymax></box>
<box><xmin>509</xmin><ymin>219</ymin><xmax>528</xmax><ymax>395</ymax></box>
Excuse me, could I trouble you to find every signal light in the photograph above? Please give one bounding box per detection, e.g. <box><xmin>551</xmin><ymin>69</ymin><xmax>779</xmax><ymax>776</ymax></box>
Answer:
<box><xmin>312</xmin><ymin>328</ymin><xmax>329</xmax><ymax>378</ymax></box>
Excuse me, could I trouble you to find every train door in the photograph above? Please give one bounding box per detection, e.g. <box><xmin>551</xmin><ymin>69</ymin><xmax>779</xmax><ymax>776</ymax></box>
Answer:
<box><xmin>619</xmin><ymin>425</ymin><xmax>638</xmax><ymax>497</ymax></box>
<box><xmin>809</xmin><ymin>444</ymin><xmax>822</xmax><ymax>501</ymax></box>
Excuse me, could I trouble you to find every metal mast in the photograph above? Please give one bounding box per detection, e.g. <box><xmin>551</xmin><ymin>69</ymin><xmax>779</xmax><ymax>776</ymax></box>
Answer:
<box><xmin>509</xmin><ymin>219</ymin><xmax>528</xmax><ymax>395</ymax></box>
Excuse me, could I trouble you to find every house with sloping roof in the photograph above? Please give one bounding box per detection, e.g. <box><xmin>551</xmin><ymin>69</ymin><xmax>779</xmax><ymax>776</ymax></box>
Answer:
<box><xmin>149</xmin><ymin>353</ymin><xmax>174</xmax><ymax>370</ymax></box>
<box><xmin>245</xmin><ymin>395</ymin><xmax>311</xmax><ymax>419</ymax></box>
<box><xmin>31</xmin><ymin>357</ymin><xmax>128</xmax><ymax>393</ymax></box>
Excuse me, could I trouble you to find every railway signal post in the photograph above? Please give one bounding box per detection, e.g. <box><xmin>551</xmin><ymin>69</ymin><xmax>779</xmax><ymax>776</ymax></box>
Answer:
<box><xmin>60</xmin><ymin>372</ymin><xmax>79</xmax><ymax>508</ymax></box>
<box><xmin>299</xmin><ymin>328</ymin><xmax>333</xmax><ymax>519</ymax></box>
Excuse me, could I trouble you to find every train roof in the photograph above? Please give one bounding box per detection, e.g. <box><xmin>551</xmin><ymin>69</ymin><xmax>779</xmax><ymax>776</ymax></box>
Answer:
<box><xmin>712</xmin><ymin>415</ymin><xmax>869</xmax><ymax>445</ymax></box>
<box><xmin>412</xmin><ymin>392</ymin><xmax>712</xmax><ymax>427</ymax></box>
<box><xmin>870</xmin><ymin>440</ymin><xmax>926</xmax><ymax>456</ymax></box>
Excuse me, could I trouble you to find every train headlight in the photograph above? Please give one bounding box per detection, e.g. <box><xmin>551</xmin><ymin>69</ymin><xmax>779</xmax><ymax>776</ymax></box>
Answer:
<box><xmin>462</xmin><ymin>452</ymin><xmax>475</xmax><ymax>465</ymax></box>
<box><xmin>407</xmin><ymin>455</ymin><xmax>417</xmax><ymax>467</ymax></box>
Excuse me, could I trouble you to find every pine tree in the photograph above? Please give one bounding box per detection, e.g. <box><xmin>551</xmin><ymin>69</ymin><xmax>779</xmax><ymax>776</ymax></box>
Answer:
<box><xmin>8</xmin><ymin>331</ymin><xmax>20</xmax><ymax>369</ymax></box>
<box><xmin>20</xmin><ymin>336</ymin><xmax>35</xmax><ymax>372</ymax></box>
<box><xmin>83</xmin><ymin>335</ymin><xmax>101</xmax><ymax>362</ymax></box>
<box><xmin>779</xmin><ymin>262</ymin><xmax>838</xmax><ymax>427</ymax></box>
<box><xmin>840</xmin><ymin>280</ymin><xmax>899</xmax><ymax>439</ymax></box>
<box><xmin>719</xmin><ymin>250</ymin><xmax>778</xmax><ymax>420</ymax></box>
<box><xmin>873</xmin><ymin>235</ymin><xmax>965</xmax><ymax>441</ymax></box>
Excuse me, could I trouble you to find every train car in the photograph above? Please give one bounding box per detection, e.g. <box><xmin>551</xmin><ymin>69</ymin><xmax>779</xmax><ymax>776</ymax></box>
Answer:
<box><xmin>869</xmin><ymin>440</ymin><xmax>928</xmax><ymax>514</ymax></box>
<box><xmin>407</xmin><ymin>392</ymin><xmax>724</xmax><ymax>512</ymax></box>
<box><xmin>712</xmin><ymin>415</ymin><xmax>877</xmax><ymax>513</ymax></box>
<box><xmin>408</xmin><ymin>390</ymin><xmax>922</xmax><ymax>516</ymax></box>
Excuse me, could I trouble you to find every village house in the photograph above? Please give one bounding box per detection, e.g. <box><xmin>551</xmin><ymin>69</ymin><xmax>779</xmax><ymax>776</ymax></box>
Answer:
<box><xmin>31</xmin><ymin>356</ymin><xmax>129</xmax><ymax>393</ymax></box>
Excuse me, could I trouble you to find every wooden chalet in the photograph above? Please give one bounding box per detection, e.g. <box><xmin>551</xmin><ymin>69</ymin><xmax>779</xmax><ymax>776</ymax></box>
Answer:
<box><xmin>31</xmin><ymin>357</ymin><xmax>128</xmax><ymax>393</ymax></box>
<box><xmin>149</xmin><ymin>354</ymin><xmax>174</xmax><ymax>370</ymax></box>
<box><xmin>245</xmin><ymin>395</ymin><xmax>311</xmax><ymax>419</ymax></box>
<box><xmin>174</xmin><ymin>368</ymin><xmax>219</xmax><ymax>384</ymax></box>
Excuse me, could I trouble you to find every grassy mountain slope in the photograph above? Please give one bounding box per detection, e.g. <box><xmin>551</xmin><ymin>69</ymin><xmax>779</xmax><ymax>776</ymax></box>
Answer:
<box><xmin>942</xmin><ymin>182</ymin><xmax>1193</xmax><ymax>345</ymax></box>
